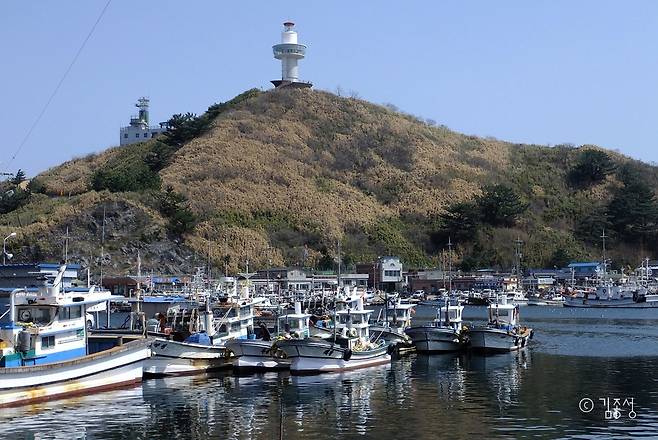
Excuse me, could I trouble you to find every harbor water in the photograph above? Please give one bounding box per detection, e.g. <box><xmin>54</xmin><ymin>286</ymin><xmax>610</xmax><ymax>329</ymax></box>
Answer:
<box><xmin>2</xmin><ymin>306</ymin><xmax>658</xmax><ymax>439</ymax></box>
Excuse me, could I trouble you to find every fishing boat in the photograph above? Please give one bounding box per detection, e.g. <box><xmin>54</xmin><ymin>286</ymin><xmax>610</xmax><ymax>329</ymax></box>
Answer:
<box><xmin>507</xmin><ymin>289</ymin><xmax>528</xmax><ymax>305</ymax></box>
<box><xmin>369</xmin><ymin>294</ymin><xmax>414</xmax><ymax>349</ymax></box>
<box><xmin>225</xmin><ymin>302</ymin><xmax>311</xmax><ymax>371</ymax></box>
<box><xmin>142</xmin><ymin>302</ymin><xmax>230</xmax><ymax>376</ymax></box>
<box><xmin>563</xmin><ymin>284</ymin><xmax>658</xmax><ymax>308</ymax></box>
<box><xmin>0</xmin><ymin>265</ymin><xmax>151</xmax><ymax>407</ymax></box>
<box><xmin>405</xmin><ymin>298</ymin><xmax>465</xmax><ymax>352</ymax></box>
<box><xmin>276</xmin><ymin>294</ymin><xmax>392</xmax><ymax>374</ymax></box>
<box><xmin>143</xmin><ymin>274</ymin><xmax>261</xmax><ymax>376</ymax></box>
<box><xmin>467</xmin><ymin>294</ymin><xmax>533</xmax><ymax>352</ymax></box>
<box><xmin>527</xmin><ymin>291</ymin><xmax>564</xmax><ymax>306</ymax></box>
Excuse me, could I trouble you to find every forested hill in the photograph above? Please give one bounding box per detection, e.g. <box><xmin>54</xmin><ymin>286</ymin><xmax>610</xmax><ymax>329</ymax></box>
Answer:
<box><xmin>2</xmin><ymin>88</ymin><xmax>658</xmax><ymax>275</ymax></box>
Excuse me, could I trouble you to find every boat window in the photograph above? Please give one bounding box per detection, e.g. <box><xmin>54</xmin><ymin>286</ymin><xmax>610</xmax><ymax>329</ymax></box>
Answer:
<box><xmin>17</xmin><ymin>307</ymin><xmax>53</xmax><ymax>325</ymax></box>
<box><xmin>58</xmin><ymin>305</ymin><xmax>82</xmax><ymax>320</ymax></box>
<box><xmin>41</xmin><ymin>335</ymin><xmax>55</xmax><ymax>349</ymax></box>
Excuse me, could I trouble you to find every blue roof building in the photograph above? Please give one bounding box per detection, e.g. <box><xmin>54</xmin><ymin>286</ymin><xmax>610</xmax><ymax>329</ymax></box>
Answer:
<box><xmin>567</xmin><ymin>262</ymin><xmax>603</xmax><ymax>278</ymax></box>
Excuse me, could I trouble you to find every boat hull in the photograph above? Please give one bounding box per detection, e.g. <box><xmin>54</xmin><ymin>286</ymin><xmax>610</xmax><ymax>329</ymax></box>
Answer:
<box><xmin>468</xmin><ymin>328</ymin><xmax>531</xmax><ymax>352</ymax></box>
<box><xmin>563</xmin><ymin>297</ymin><xmax>658</xmax><ymax>308</ymax></box>
<box><xmin>369</xmin><ymin>325</ymin><xmax>411</xmax><ymax>346</ymax></box>
<box><xmin>225</xmin><ymin>339</ymin><xmax>289</xmax><ymax>370</ymax></box>
<box><xmin>276</xmin><ymin>339</ymin><xmax>391</xmax><ymax>374</ymax></box>
<box><xmin>404</xmin><ymin>326</ymin><xmax>462</xmax><ymax>352</ymax></box>
<box><xmin>0</xmin><ymin>339</ymin><xmax>150</xmax><ymax>408</ymax></box>
<box><xmin>143</xmin><ymin>339</ymin><xmax>231</xmax><ymax>377</ymax></box>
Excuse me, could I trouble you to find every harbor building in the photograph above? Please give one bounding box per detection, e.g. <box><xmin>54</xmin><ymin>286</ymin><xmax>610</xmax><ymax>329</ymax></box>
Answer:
<box><xmin>119</xmin><ymin>97</ymin><xmax>167</xmax><ymax>146</ymax></box>
<box><xmin>271</xmin><ymin>22</ymin><xmax>312</xmax><ymax>89</ymax></box>
<box><xmin>567</xmin><ymin>262</ymin><xmax>603</xmax><ymax>280</ymax></box>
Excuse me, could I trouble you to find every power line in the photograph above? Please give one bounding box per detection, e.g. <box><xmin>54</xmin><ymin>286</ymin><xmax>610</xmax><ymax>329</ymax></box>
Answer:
<box><xmin>2</xmin><ymin>0</ymin><xmax>112</xmax><ymax>174</ymax></box>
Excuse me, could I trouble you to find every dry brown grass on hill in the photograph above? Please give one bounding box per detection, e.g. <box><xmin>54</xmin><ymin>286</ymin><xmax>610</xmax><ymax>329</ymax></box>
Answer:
<box><xmin>37</xmin><ymin>147</ymin><xmax>124</xmax><ymax>196</ymax></box>
<box><xmin>9</xmin><ymin>87</ymin><xmax>658</xmax><ymax>273</ymax></box>
<box><xmin>162</xmin><ymin>89</ymin><xmax>510</xmax><ymax>235</ymax></box>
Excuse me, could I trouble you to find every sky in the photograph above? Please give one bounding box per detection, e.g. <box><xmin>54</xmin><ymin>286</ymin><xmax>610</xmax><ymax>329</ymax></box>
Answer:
<box><xmin>2</xmin><ymin>1</ymin><xmax>658</xmax><ymax>177</ymax></box>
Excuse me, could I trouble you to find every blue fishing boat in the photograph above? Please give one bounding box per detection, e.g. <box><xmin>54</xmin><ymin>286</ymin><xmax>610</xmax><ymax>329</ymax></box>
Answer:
<box><xmin>0</xmin><ymin>265</ymin><xmax>151</xmax><ymax>407</ymax></box>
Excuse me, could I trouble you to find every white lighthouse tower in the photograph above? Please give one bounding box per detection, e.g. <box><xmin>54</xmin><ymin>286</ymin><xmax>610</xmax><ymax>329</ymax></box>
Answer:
<box><xmin>271</xmin><ymin>22</ymin><xmax>312</xmax><ymax>89</ymax></box>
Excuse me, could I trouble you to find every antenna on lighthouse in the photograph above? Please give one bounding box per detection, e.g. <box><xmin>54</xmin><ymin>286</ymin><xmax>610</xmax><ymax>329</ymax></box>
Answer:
<box><xmin>271</xmin><ymin>21</ymin><xmax>312</xmax><ymax>89</ymax></box>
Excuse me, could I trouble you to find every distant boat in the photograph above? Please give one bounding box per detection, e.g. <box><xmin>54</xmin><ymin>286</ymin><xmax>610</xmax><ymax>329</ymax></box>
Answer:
<box><xmin>563</xmin><ymin>284</ymin><xmax>658</xmax><ymax>308</ymax></box>
<box><xmin>0</xmin><ymin>265</ymin><xmax>150</xmax><ymax>407</ymax></box>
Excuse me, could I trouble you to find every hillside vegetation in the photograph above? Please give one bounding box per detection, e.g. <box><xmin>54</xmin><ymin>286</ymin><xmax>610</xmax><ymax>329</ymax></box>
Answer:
<box><xmin>2</xmin><ymin>88</ymin><xmax>658</xmax><ymax>276</ymax></box>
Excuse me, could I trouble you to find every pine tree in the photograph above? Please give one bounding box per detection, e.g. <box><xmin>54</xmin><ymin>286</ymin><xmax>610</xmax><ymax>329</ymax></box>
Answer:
<box><xmin>11</xmin><ymin>169</ymin><xmax>26</xmax><ymax>185</ymax></box>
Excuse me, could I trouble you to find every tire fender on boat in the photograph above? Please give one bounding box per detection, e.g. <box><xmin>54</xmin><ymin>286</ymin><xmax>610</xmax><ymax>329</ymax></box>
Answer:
<box><xmin>386</xmin><ymin>343</ymin><xmax>396</xmax><ymax>355</ymax></box>
<box><xmin>343</xmin><ymin>349</ymin><xmax>353</xmax><ymax>361</ymax></box>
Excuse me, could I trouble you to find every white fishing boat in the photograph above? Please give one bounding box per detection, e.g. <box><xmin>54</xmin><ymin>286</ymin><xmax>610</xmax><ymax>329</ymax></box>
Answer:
<box><xmin>0</xmin><ymin>265</ymin><xmax>151</xmax><ymax>407</ymax></box>
<box><xmin>369</xmin><ymin>294</ymin><xmax>415</xmax><ymax>348</ymax></box>
<box><xmin>563</xmin><ymin>284</ymin><xmax>658</xmax><ymax>308</ymax></box>
<box><xmin>528</xmin><ymin>291</ymin><xmax>564</xmax><ymax>306</ymax></box>
<box><xmin>405</xmin><ymin>298</ymin><xmax>465</xmax><ymax>352</ymax></box>
<box><xmin>507</xmin><ymin>289</ymin><xmax>528</xmax><ymax>305</ymax></box>
<box><xmin>142</xmin><ymin>302</ymin><xmax>230</xmax><ymax>376</ymax></box>
<box><xmin>226</xmin><ymin>302</ymin><xmax>311</xmax><ymax>371</ymax></box>
<box><xmin>467</xmin><ymin>295</ymin><xmax>533</xmax><ymax>352</ymax></box>
<box><xmin>276</xmin><ymin>294</ymin><xmax>392</xmax><ymax>374</ymax></box>
<box><xmin>143</xmin><ymin>275</ymin><xmax>259</xmax><ymax>376</ymax></box>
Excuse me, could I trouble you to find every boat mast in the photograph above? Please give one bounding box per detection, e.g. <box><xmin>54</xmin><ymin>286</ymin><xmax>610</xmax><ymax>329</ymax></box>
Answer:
<box><xmin>337</xmin><ymin>240</ymin><xmax>342</xmax><ymax>289</ymax></box>
<box><xmin>601</xmin><ymin>228</ymin><xmax>608</xmax><ymax>283</ymax></box>
<box><xmin>100</xmin><ymin>206</ymin><xmax>106</xmax><ymax>286</ymax></box>
<box><xmin>514</xmin><ymin>237</ymin><xmax>523</xmax><ymax>291</ymax></box>
<box><xmin>447</xmin><ymin>237</ymin><xmax>453</xmax><ymax>296</ymax></box>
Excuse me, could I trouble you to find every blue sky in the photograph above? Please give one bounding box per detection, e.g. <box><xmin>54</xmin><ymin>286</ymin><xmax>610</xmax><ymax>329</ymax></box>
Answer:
<box><xmin>2</xmin><ymin>1</ymin><xmax>658</xmax><ymax>176</ymax></box>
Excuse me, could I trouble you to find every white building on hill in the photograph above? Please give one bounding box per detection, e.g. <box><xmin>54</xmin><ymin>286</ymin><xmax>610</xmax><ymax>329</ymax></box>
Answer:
<box><xmin>119</xmin><ymin>97</ymin><xmax>167</xmax><ymax>146</ymax></box>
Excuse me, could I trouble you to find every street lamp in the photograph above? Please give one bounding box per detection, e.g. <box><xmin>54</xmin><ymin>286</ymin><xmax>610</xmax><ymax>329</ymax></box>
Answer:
<box><xmin>3</xmin><ymin>232</ymin><xmax>17</xmax><ymax>265</ymax></box>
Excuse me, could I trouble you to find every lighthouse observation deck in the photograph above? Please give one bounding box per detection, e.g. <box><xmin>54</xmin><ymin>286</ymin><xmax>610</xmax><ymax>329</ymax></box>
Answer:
<box><xmin>273</xmin><ymin>44</ymin><xmax>306</xmax><ymax>59</ymax></box>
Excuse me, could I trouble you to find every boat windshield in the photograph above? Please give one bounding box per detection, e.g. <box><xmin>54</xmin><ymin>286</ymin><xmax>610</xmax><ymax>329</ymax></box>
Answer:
<box><xmin>16</xmin><ymin>306</ymin><xmax>54</xmax><ymax>325</ymax></box>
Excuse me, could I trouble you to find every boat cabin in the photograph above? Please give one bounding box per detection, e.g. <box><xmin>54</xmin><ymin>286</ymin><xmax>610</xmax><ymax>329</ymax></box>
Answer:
<box><xmin>0</xmin><ymin>265</ymin><xmax>121</xmax><ymax>367</ymax></box>
<box><xmin>487</xmin><ymin>295</ymin><xmax>520</xmax><ymax>330</ymax></box>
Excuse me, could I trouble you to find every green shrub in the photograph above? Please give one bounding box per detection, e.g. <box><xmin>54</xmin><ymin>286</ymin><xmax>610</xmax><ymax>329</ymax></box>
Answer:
<box><xmin>158</xmin><ymin>186</ymin><xmax>197</xmax><ymax>235</ymax></box>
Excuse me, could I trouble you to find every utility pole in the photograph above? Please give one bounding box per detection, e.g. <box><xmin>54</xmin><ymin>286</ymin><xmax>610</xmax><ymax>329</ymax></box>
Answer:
<box><xmin>63</xmin><ymin>226</ymin><xmax>70</xmax><ymax>264</ymax></box>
